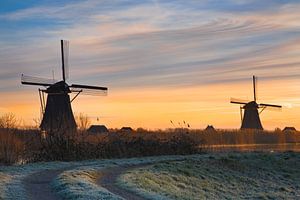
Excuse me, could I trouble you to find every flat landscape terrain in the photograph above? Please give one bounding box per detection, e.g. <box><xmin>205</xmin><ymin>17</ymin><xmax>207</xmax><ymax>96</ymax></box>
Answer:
<box><xmin>0</xmin><ymin>152</ymin><xmax>299</xmax><ymax>200</ymax></box>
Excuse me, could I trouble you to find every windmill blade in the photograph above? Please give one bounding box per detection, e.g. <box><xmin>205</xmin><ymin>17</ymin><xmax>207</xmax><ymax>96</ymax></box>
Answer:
<box><xmin>61</xmin><ymin>40</ymin><xmax>69</xmax><ymax>81</ymax></box>
<box><xmin>253</xmin><ymin>75</ymin><xmax>258</xmax><ymax>102</ymax></box>
<box><xmin>70</xmin><ymin>84</ymin><xmax>108</xmax><ymax>96</ymax></box>
<box><xmin>21</xmin><ymin>74</ymin><xmax>56</xmax><ymax>87</ymax></box>
<box><xmin>230</xmin><ymin>98</ymin><xmax>248</xmax><ymax>105</ymax></box>
<box><xmin>70</xmin><ymin>84</ymin><xmax>107</xmax><ymax>91</ymax></box>
<box><xmin>259</xmin><ymin>103</ymin><xmax>282</xmax><ymax>108</ymax></box>
<box><xmin>259</xmin><ymin>103</ymin><xmax>282</xmax><ymax>112</ymax></box>
<box><xmin>71</xmin><ymin>88</ymin><xmax>107</xmax><ymax>96</ymax></box>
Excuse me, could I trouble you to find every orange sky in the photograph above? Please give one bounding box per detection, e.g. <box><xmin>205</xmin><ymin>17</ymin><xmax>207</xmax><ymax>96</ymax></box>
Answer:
<box><xmin>3</xmin><ymin>78</ymin><xmax>299</xmax><ymax>130</ymax></box>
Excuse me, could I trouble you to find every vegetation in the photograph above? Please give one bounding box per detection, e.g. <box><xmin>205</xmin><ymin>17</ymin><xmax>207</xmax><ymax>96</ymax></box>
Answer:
<box><xmin>31</xmin><ymin>129</ymin><xmax>202</xmax><ymax>162</ymax></box>
<box><xmin>0</xmin><ymin>113</ymin><xmax>299</xmax><ymax>165</ymax></box>
<box><xmin>0</xmin><ymin>130</ymin><xmax>24</xmax><ymax>165</ymax></box>
<box><xmin>1</xmin><ymin>153</ymin><xmax>299</xmax><ymax>200</ymax></box>
<box><xmin>119</xmin><ymin>152</ymin><xmax>300</xmax><ymax>199</ymax></box>
<box><xmin>0</xmin><ymin>155</ymin><xmax>183</xmax><ymax>200</ymax></box>
<box><xmin>52</xmin><ymin>156</ymin><xmax>181</xmax><ymax>200</ymax></box>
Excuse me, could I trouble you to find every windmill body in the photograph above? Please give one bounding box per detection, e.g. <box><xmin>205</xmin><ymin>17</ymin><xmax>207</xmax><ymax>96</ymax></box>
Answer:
<box><xmin>231</xmin><ymin>76</ymin><xmax>281</xmax><ymax>130</ymax></box>
<box><xmin>21</xmin><ymin>40</ymin><xmax>108</xmax><ymax>132</ymax></box>
<box><xmin>40</xmin><ymin>81</ymin><xmax>76</xmax><ymax>132</ymax></box>
<box><xmin>241</xmin><ymin>101</ymin><xmax>263</xmax><ymax>129</ymax></box>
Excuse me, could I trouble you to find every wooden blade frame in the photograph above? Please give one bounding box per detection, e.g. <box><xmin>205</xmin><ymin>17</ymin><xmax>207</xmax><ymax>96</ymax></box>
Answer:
<box><xmin>61</xmin><ymin>40</ymin><xmax>69</xmax><ymax>82</ymax></box>
<box><xmin>70</xmin><ymin>84</ymin><xmax>108</xmax><ymax>97</ymax></box>
<box><xmin>230</xmin><ymin>98</ymin><xmax>248</xmax><ymax>104</ymax></box>
<box><xmin>253</xmin><ymin>75</ymin><xmax>257</xmax><ymax>102</ymax></box>
<box><xmin>230</xmin><ymin>100</ymin><xmax>247</xmax><ymax>105</ymax></box>
<box><xmin>259</xmin><ymin>103</ymin><xmax>282</xmax><ymax>108</ymax></box>
<box><xmin>21</xmin><ymin>74</ymin><xmax>55</xmax><ymax>87</ymax></box>
<box><xmin>70</xmin><ymin>84</ymin><xmax>108</xmax><ymax>91</ymax></box>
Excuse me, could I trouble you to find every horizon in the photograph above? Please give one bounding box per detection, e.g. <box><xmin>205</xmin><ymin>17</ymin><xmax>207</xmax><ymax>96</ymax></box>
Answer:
<box><xmin>1</xmin><ymin>1</ymin><xmax>300</xmax><ymax>130</ymax></box>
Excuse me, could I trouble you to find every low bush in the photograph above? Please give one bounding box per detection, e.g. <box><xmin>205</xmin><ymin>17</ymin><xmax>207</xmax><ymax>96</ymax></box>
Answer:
<box><xmin>0</xmin><ymin>129</ymin><xmax>24</xmax><ymax>165</ymax></box>
<box><xmin>30</xmin><ymin>130</ymin><xmax>203</xmax><ymax>161</ymax></box>
<box><xmin>1</xmin><ymin>127</ymin><xmax>300</xmax><ymax>165</ymax></box>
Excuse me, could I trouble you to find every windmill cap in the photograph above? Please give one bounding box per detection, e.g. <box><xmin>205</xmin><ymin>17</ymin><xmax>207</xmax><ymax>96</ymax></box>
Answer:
<box><xmin>243</xmin><ymin>101</ymin><xmax>258</xmax><ymax>109</ymax></box>
<box><xmin>46</xmin><ymin>81</ymin><xmax>71</xmax><ymax>93</ymax></box>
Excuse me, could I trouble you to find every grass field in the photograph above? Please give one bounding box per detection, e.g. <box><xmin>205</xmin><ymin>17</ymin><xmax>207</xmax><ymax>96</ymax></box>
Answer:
<box><xmin>0</xmin><ymin>156</ymin><xmax>183</xmax><ymax>200</ymax></box>
<box><xmin>119</xmin><ymin>152</ymin><xmax>300</xmax><ymax>200</ymax></box>
<box><xmin>0</xmin><ymin>153</ymin><xmax>300</xmax><ymax>199</ymax></box>
<box><xmin>1</xmin><ymin>125</ymin><xmax>300</xmax><ymax>199</ymax></box>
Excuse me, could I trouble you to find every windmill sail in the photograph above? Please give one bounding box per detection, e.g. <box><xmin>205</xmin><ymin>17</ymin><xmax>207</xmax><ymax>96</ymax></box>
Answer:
<box><xmin>70</xmin><ymin>84</ymin><xmax>107</xmax><ymax>91</ymax></box>
<box><xmin>21</xmin><ymin>74</ymin><xmax>56</xmax><ymax>86</ymax></box>
<box><xmin>61</xmin><ymin>40</ymin><xmax>69</xmax><ymax>81</ymax></box>
<box><xmin>230</xmin><ymin>98</ymin><xmax>248</xmax><ymax>105</ymax></box>
<box><xmin>259</xmin><ymin>103</ymin><xmax>282</xmax><ymax>108</ymax></box>
<box><xmin>70</xmin><ymin>84</ymin><xmax>108</xmax><ymax>96</ymax></box>
<box><xmin>253</xmin><ymin>75</ymin><xmax>257</xmax><ymax>102</ymax></box>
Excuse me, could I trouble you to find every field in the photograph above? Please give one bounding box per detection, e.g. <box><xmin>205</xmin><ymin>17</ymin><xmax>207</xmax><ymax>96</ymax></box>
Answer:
<box><xmin>119</xmin><ymin>152</ymin><xmax>300</xmax><ymax>199</ymax></box>
<box><xmin>0</xmin><ymin>152</ymin><xmax>299</xmax><ymax>200</ymax></box>
<box><xmin>1</xmin><ymin>125</ymin><xmax>300</xmax><ymax>199</ymax></box>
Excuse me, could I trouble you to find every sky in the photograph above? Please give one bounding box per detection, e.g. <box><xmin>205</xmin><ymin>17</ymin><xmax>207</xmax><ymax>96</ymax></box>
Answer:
<box><xmin>0</xmin><ymin>0</ymin><xmax>300</xmax><ymax>130</ymax></box>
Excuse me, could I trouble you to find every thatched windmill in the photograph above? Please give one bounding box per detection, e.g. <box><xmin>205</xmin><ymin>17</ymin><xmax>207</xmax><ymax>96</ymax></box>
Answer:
<box><xmin>230</xmin><ymin>76</ymin><xmax>281</xmax><ymax>130</ymax></box>
<box><xmin>21</xmin><ymin>40</ymin><xmax>108</xmax><ymax>132</ymax></box>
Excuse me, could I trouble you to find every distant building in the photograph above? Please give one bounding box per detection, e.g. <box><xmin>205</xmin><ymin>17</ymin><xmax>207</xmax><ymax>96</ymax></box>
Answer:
<box><xmin>87</xmin><ymin>125</ymin><xmax>108</xmax><ymax>134</ymax></box>
<box><xmin>205</xmin><ymin>125</ymin><xmax>216</xmax><ymax>132</ymax></box>
<box><xmin>120</xmin><ymin>127</ymin><xmax>133</xmax><ymax>132</ymax></box>
<box><xmin>282</xmin><ymin>127</ymin><xmax>297</xmax><ymax>133</ymax></box>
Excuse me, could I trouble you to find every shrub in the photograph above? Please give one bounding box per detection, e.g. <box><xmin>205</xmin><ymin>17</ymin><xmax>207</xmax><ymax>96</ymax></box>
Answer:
<box><xmin>0</xmin><ymin>130</ymin><xmax>24</xmax><ymax>165</ymax></box>
<box><xmin>0</xmin><ymin>113</ymin><xmax>19</xmax><ymax>129</ymax></box>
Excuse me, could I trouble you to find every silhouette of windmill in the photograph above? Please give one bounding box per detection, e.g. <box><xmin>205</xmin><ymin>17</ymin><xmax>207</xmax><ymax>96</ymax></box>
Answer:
<box><xmin>21</xmin><ymin>40</ymin><xmax>108</xmax><ymax>132</ymax></box>
<box><xmin>230</xmin><ymin>76</ymin><xmax>281</xmax><ymax>130</ymax></box>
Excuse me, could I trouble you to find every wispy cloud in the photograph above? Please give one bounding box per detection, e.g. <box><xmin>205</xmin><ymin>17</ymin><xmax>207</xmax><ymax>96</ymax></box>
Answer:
<box><xmin>1</xmin><ymin>0</ymin><xmax>300</xmax><ymax>128</ymax></box>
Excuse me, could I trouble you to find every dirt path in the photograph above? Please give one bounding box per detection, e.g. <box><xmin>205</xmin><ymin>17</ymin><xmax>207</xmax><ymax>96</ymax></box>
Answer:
<box><xmin>22</xmin><ymin>164</ymin><xmax>150</xmax><ymax>200</ymax></box>
<box><xmin>22</xmin><ymin>160</ymin><xmax>181</xmax><ymax>200</ymax></box>
<box><xmin>22</xmin><ymin>169</ymin><xmax>66</xmax><ymax>200</ymax></box>
<box><xmin>98</xmin><ymin>164</ymin><xmax>149</xmax><ymax>200</ymax></box>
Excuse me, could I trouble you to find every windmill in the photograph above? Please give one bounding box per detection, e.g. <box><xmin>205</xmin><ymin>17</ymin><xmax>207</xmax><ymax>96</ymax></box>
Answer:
<box><xmin>230</xmin><ymin>76</ymin><xmax>281</xmax><ymax>130</ymax></box>
<box><xmin>21</xmin><ymin>40</ymin><xmax>108</xmax><ymax>132</ymax></box>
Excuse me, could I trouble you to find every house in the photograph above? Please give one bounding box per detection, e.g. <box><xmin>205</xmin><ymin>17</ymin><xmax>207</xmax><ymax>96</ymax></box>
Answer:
<box><xmin>205</xmin><ymin>125</ymin><xmax>216</xmax><ymax>132</ymax></box>
<box><xmin>120</xmin><ymin>127</ymin><xmax>133</xmax><ymax>132</ymax></box>
<box><xmin>87</xmin><ymin>125</ymin><xmax>108</xmax><ymax>134</ymax></box>
<box><xmin>282</xmin><ymin>127</ymin><xmax>297</xmax><ymax>133</ymax></box>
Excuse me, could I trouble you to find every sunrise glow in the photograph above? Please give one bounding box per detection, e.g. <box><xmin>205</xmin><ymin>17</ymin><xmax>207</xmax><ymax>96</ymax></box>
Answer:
<box><xmin>1</xmin><ymin>1</ymin><xmax>300</xmax><ymax>130</ymax></box>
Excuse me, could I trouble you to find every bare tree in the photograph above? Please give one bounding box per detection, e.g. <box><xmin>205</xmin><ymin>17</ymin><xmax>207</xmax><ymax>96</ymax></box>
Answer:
<box><xmin>75</xmin><ymin>113</ymin><xmax>91</xmax><ymax>131</ymax></box>
<box><xmin>0</xmin><ymin>113</ymin><xmax>19</xmax><ymax>129</ymax></box>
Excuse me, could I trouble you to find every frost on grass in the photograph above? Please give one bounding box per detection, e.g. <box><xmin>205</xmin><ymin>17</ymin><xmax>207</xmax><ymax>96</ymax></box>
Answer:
<box><xmin>52</xmin><ymin>156</ymin><xmax>183</xmax><ymax>200</ymax></box>
<box><xmin>53</xmin><ymin>167</ymin><xmax>123</xmax><ymax>200</ymax></box>
<box><xmin>0</xmin><ymin>160</ymin><xmax>122</xmax><ymax>200</ymax></box>
<box><xmin>0</xmin><ymin>173</ymin><xmax>12</xmax><ymax>200</ymax></box>
<box><xmin>0</xmin><ymin>161</ymin><xmax>78</xmax><ymax>200</ymax></box>
<box><xmin>119</xmin><ymin>152</ymin><xmax>300</xmax><ymax>199</ymax></box>
<box><xmin>0</xmin><ymin>155</ymin><xmax>182</xmax><ymax>200</ymax></box>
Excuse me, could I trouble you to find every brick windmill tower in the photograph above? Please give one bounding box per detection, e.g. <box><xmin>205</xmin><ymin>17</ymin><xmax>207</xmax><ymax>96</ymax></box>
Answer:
<box><xmin>230</xmin><ymin>76</ymin><xmax>281</xmax><ymax>130</ymax></box>
<box><xmin>21</xmin><ymin>40</ymin><xmax>108</xmax><ymax>132</ymax></box>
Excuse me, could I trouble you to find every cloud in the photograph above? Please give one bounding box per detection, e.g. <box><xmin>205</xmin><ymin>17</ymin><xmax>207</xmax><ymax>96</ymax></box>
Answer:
<box><xmin>1</xmin><ymin>1</ymin><xmax>300</xmax><ymax>128</ymax></box>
